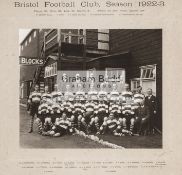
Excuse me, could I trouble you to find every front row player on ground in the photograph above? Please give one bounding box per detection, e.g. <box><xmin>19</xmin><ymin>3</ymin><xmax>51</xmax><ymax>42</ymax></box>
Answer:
<box><xmin>49</xmin><ymin>112</ymin><xmax>73</xmax><ymax>137</ymax></box>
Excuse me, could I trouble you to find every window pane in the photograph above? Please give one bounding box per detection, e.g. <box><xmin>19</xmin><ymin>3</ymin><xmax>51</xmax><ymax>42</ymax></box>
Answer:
<box><xmin>146</xmin><ymin>69</ymin><xmax>150</xmax><ymax>78</ymax></box>
<box><xmin>142</xmin><ymin>69</ymin><xmax>146</xmax><ymax>78</ymax></box>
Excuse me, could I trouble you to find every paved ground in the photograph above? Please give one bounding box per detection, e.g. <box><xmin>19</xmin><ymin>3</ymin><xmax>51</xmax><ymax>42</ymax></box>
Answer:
<box><xmin>20</xmin><ymin>106</ymin><xmax>162</xmax><ymax>149</ymax></box>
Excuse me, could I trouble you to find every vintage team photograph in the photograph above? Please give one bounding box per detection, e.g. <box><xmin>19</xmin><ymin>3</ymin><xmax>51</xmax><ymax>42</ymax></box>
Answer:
<box><xmin>19</xmin><ymin>29</ymin><xmax>162</xmax><ymax>148</ymax></box>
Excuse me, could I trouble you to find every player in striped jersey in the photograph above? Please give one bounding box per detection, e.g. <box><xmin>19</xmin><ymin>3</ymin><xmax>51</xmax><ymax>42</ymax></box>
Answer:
<box><xmin>121</xmin><ymin>83</ymin><xmax>133</xmax><ymax>104</ymax></box>
<box><xmin>133</xmin><ymin>86</ymin><xmax>145</xmax><ymax>110</ymax></box>
<box><xmin>75</xmin><ymin>83</ymin><xmax>85</xmax><ymax>101</ymax></box>
<box><xmin>94</xmin><ymin>97</ymin><xmax>109</xmax><ymax>135</ymax></box>
<box><xmin>49</xmin><ymin>112</ymin><xmax>73</xmax><ymax>137</ymax></box>
<box><xmin>122</xmin><ymin>102</ymin><xmax>135</xmax><ymax>135</ymax></box>
<box><xmin>37</xmin><ymin>97</ymin><xmax>52</xmax><ymax>135</ymax></box>
<box><xmin>41</xmin><ymin>86</ymin><xmax>52</xmax><ymax>105</ymax></box>
<box><xmin>28</xmin><ymin>84</ymin><xmax>42</xmax><ymax>133</ymax></box>
<box><xmin>61</xmin><ymin>97</ymin><xmax>75</xmax><ymax>129</ymax></box>
<box><xmin>98</xmin><ymin>83</ymin><xmax>108</xmax><ymax>103</ymax></box>
<box><xmin>73</xmin><ymin>96</ymin><xmax>87</xmax><ymax>132</ymax></box>
<box><xmin>100</xmin><ymin>113</ymin><xmax>123</xmax><ymax>136</ymax></box>
<box><xmin>64</xmin><ymin>84</ymin><xmax>74</xmax><ymax>101</ymax></box>
<box><xmin>84</xmin><ymin>85</ymin><xmax>98</xmax><ymax>133</ymax></box>
<box><xmin>87</xmin><ymin>83</ymin><xmax>98</xmax><ymax>101</ymax></box>
<box><xmin>51</xmin><ymin>84</ymin><xmax>63</xmax><ymax>103</ymax></box>
<box><xmin>50</xmin><ymin>102</ymin><xmax>62</xmax><ymax>124</ymax></box>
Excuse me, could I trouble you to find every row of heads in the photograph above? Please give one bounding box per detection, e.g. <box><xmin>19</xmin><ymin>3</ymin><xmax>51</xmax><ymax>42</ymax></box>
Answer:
<box><xmin>34</xmin><ymin>83</ymin><xmax>153</xmax><ymax>95</ymax></box>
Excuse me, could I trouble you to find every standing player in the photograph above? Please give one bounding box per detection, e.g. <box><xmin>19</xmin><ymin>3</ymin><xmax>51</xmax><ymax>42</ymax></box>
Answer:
<box><xmin>41</xmin><ymin>85</ymin><xmax>52</xmax><ymax>105</ymax></box>
<box><xmin>133</xmin><ymin>86</ymin><xmax>145</xmax><ymax>110</ymax></box>
<box><xmin>121</xmin><ymin>83</ymin><xmax>133</xmax><ymax>104</ymax></box>
<box><xmin>51</xmin><ymin>84</ymin><xmax>63</xmax><ymax>103</ymax></box>
<box><xmin>27</xmin><ymin>84</ymin><xmax>42</xmax><ymax>133</ymax></box>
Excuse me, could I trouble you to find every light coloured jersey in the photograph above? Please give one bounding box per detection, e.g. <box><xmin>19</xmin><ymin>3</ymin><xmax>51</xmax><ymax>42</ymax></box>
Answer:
<box><xmin>64</xmin><ymin>91</ymin><xmax>74</xmax><ymax>101</ymax></box>
<box><xmin>56</xmin><ymin>119</ymin><xmax>72</xmax><ymax>130</ymax></box>
<box><xmin>122</xmin><ymin>104</ymin><xmax>135</xmax><ymax>115</ymax></box>
<box><xmin>38</xmin><ymin>103</ymin><xmax>50</xmax><ymax>114</ymax></box>
<box><xmin>62</xmin><ymin>101</ymin><xmax>74</xmax><ymax>113</ymax></box>
<box><xmin>28</xmin><ymin>91</ymin><xmax>42</xmax><ymax>104</ymax></box>
<box><xmin>50</xmin><ymin>103</ymin><xmax>62</xmax><ymax>114</ymax></box>
<box><xmin>87</xmin><ymin>90</ymin><xmax>98</xmax><ymax>101</ymax></box>
<box><xmin>95</xmin><ymin>103</ymin><xmax>108</xmax><ymax>114</ymax></box>
<box><xmin>109</xmin><ymin>90</ymin><xmax>120</xmax><ymax>101</ymax></box>
<box><xmin>109</xmin><ymin>103</ymin><xmax>122</xmax><ymax>114</ymax></box>
<box><xmin>73</xmin><ymin>102</ymin><xmax>85</xmax><ymax>114</ymax></box>
<box><xmin>51</xmin><ymin>91</ymin><xmax>63</xmax><ymax>103</ymax></box>
<box><xmin>121</xmin><ymin>91</ymin><xmax>133</xmax><ymax>104</ymax></box>
<box><xmin>133</xmin><ymin>93</ymin><xmax>145</xmax><ymax>104</ymax></box>
<box><xmin>75</xmin><ymin>90</ymin><xmax>85</xmax><ymax>100</ymax></box>
<box><xmin>98</xmin><ymin>90</ymin><xmax>108</xmax><ymax>101</ymax></box>
<box><xmin>106</xmin><ymin>119</ymin><xmax>120</xmax><ymax>130</ymax></box>
<box><xmin>85</xmin><ymin>102</ymin><xmax>96</xmax><ymax>112</ymax></box>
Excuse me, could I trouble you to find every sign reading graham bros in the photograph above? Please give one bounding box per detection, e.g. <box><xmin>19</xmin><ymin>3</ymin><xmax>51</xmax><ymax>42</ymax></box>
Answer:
<box><xmin>56</xmin><ymin>70</ymin><xmax>125</xmax><ymax>93</ymax></box>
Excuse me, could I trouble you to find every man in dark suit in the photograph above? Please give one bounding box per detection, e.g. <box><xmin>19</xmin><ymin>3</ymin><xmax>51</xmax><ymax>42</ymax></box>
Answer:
<box><xmin>145</xmin><ymin>88</ymin><xmax>157</xmax><ymax>135</ymax></box>
<box><xmin>135</xmin><ymin>100</ymin><xmax>149</xmax><ymax>135</ymax></box>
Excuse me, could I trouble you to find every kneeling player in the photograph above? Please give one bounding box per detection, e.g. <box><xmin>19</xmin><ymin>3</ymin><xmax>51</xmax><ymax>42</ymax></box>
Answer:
<box><xmin>36</xmin><ymin>97</ymin><xmax>51</xmax><ymax>134</ymax></box>
<box><xmin>73</xmin><ymin>97</ymin><xmax>87</xmax><ymax>132</ymax></box>
<box><xmin>94</xmin><ymin>99</ymin><xmax>109</xmax><ymax>134</ymax></box>
<box><xmin>50</xmin><ymin>102</ymin><xmax>62</xmax><ymax>124</ymax></box>
<box><xmin>49</xmin><ymin>113</ymin><xmax>73</xmax><ymax>137</ymax></box>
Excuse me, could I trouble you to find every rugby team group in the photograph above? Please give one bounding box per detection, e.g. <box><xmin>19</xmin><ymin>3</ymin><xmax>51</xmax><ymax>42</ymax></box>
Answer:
<box><xmin>27</xmin><ymin>82</ymin><xmax>157</xmax><ymax>137</ymax></box>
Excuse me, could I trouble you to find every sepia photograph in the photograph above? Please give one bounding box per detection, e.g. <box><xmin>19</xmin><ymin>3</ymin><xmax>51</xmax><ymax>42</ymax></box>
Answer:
<box><xmin>19</xmin><ymin>29</ymin><xmax>162</xmax><ymax>149</ymax></box>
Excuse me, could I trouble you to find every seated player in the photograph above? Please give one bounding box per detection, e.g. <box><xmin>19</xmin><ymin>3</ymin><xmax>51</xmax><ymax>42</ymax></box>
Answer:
<box><xmin>122</xmin><ymin>102</ymin><xmax>135</xmax><ymax>135</ymax></box>
<box><xmin>36</xmin><ymin>97</ymin><xmax>51</xmax><ymax>134</ymax></box>
<box><xmin>84</xmin><ymin>96</ymin><xmax>97</xmax><ymax>134</ymax></box>
<box><xmin>100</xmin><ymin>113</ymin><xmax>123</xmax><ymax>136</ymax></box>
<box><xmin>73</xmin><ymin>96</ymin><xmax>87</xmax><ymax>132</ymax></box>
<box><xmin>94</xmin><ymin>97</ymin><xmax>109</xmax><ymax>135</ymax></box>
<box><xmin>49</xmin><ymin>112</ymin><xmax>73</xmax><ymax>137</ymax></box>
<box><xmin>50</xmin><ymin>101</ymin><xmax>62</xmax><ymax>124</ymax></box>
<box><xmin>109</xmin><ymin>83</ymin><xmax>122</xmax><ymax>119</ymax></box>
<box><xmin>62</xmin><ymin>97</ymin><xmax>75</xmax><ymax>129</ymax></box>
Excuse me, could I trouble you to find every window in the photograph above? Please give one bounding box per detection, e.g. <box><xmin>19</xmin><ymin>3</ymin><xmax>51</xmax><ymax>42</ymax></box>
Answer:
<box><xmin>78</xmin><ymin>29</ymin><xmax>83</xmax><ymax>35</ymax></box>
<box><xmin>33</xmin><ymin>31</ymin><xmax>36</xmax><ymax>37</ymax></box>
<box><xmin>29</xmin><ymin>36</ymin><xmax>31</xmax><ymax>43</ymax></box>
<box><xmin>130</xmin><ymin>79</ymin><xmax>140</xmax><ymax>92</ymax></box>
<box><xmin>64</xmin><ymin>35</ymin><xmax>69</xmax><ymax>43</ymax></box>
<box><xmin>25</xmin><ymin>41</ymin><xmax>27</xmax><ymax>46</ymax></box>
<box><xmin>105</xmin><ymin>68</ymin><xmax>125</xmax><ymax>83</ymax></box>
<box><xmin>21</xmin><ymin>45</ymin><xmax>23</xmax><ymax>50</ymax></box>
<box><xmin>64</xmin><ymin>35</ymin><xmax>71</xmax><ymax>43</ymax></box>
<box><xmin>45</xmin><ymin>62</ymin><xmax>57</xmax><ymax>78</ymax></box>
<box><xmin>140</xmin><ymin>65</ymin><xmax>156</xmax><ymax>80</ymax></box>
<box><xmin>79</xmin><ymin>37</ymin><xmax>84</xmax><ymax>44</ymax></box>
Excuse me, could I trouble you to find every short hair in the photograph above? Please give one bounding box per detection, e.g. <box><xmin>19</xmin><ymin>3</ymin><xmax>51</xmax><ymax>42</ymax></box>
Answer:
<box><xmin>137</xmin><ymin>85</ymin><xmax>142</xmax><ymax>89</ymax></box>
